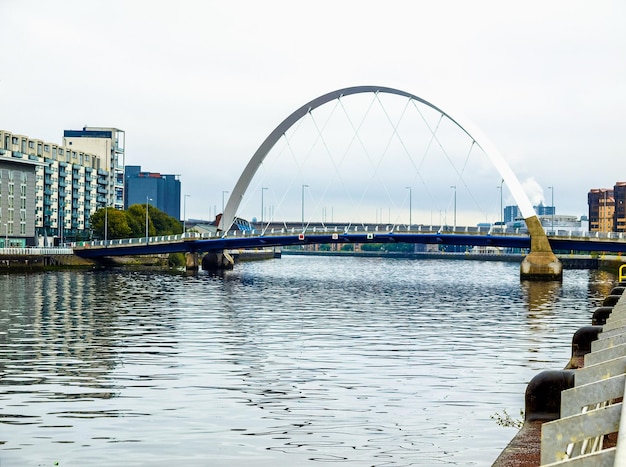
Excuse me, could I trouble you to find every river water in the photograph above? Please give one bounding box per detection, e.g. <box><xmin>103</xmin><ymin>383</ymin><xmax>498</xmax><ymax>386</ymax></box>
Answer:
<box><xmin>0</xmin><ymin>255</ymin><xmax>617</xmax><ymax>466</ymax></box>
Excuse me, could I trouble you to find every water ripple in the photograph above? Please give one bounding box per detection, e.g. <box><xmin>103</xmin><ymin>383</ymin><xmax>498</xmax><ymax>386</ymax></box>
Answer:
<box><xmin>0</xmin><ymin>259</ymin><xmax>615</xmax><ymax>466</ymax></box>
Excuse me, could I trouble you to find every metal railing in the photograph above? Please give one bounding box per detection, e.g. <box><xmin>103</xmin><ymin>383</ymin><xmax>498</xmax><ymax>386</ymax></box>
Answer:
<box><xmin>540</xmin><ymin>293</ymin><xmax>626</xmax><ymax>466</ymax></box>
<box><xmin>69</xmin><ymin>223</ymin><xmax>626</xmax><ymax>252</ymax></box>
<box><xmin>0</xmin><ymin>247</ymin><xmax>74</xmax><ymax>255</ymax></box>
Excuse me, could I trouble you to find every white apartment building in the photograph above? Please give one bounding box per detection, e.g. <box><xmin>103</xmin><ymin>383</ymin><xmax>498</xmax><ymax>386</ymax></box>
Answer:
<box><xmin>0</xmin><ymin>128</ymin><xmax>123</xmax><ymax>246</ymax></box>
<box><xmin>63</xmin><ymin>127</ymin><xmax>125</xmax><ymax>210</ymax></box>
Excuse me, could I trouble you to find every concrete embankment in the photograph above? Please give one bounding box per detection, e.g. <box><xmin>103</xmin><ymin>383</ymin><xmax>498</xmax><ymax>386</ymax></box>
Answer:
<box><xmin>492</xmin><ymin>280</ymin><xmax>626</xmax><ymax>466</ymax></box>
<box><xmin>0</xmin><ymin>253</ymin><xmax>96</xmax><ymax>271</ymax></box>
<box><xmin>282</xmin><ymin>249</ymin><xmax>623</xmax><ymax>271</ymax></box>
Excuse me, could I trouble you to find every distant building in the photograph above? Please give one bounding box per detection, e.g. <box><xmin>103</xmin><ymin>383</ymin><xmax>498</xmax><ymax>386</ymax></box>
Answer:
<box><xmin>0</xmin><ymin>146</ymin><xmax>42</xmax><ymax>246</ymax></box>
<box><xmin>588</xmin><ymin>188</ymin><xmax>614</xmax><ymax>232</ymax></box>
<box><xmin>504</xmin><ymin>203</ymin><xmax>555</xmax><ymax>223</ymax></box>
<box><xmin>534</xmin><ymin>202</ymin><xmax>555</xmax><ymax>217</ymax></box>
<box><xmin>503</xmin><ymin>202</ymin><xmax>586</xmax><ymax>235</ymax></box>
<box><xmin>614</xmin><ymin>182</ymin><xmax>626</xmax><ymax>232</ymax></box>
<box><xmin>1</xmin><ymin>128</ymin><xmax>114</xmax><ymax>245</ymax></box>
<box><xmin>63</xmin><ymin>127</ymin><xmax>125</xmax><ymax>210</ymax></box>
<box><xmin>124</xmin><ymin>165</ymin><xmax>181</xmax><ymax>220</ymax></box>
<box><xmin>588</xmin><ymin>182</ymin><xmax>626</xmax><ymax>233</ymax></box>
<box><xmin>504</xmin><ymin>205</ymin><xmax>521</xmax><ymax>224</ymax></box>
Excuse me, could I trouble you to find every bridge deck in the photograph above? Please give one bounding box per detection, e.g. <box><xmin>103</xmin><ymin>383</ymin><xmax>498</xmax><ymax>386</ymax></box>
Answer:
<box><xmin>70</xmin><ymin>226</ymin><xmax>626</xmax><ymax>259</ymax></box>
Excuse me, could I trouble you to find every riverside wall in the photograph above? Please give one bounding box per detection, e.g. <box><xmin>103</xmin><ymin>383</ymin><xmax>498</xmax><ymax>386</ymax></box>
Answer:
<box><xmin>492</xmin><ymin>278</ymin><xmax>626</xmax><ymax>466</ymax></box>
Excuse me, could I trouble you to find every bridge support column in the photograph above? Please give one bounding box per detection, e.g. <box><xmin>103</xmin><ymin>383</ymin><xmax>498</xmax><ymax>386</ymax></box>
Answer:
<box><xmin>185</xmin><ymin>252</ymin><xmax>199</xmax><ymax>272</ymax></box>
<box><xmin>520</xmin><ymin>215</ymin><xmax>562</xmax><ymax>281</ymax></box>
<box><xmin>202</xmin><ymin>251</ymin><xmax>235</xmax><ymax>270</ymax></box>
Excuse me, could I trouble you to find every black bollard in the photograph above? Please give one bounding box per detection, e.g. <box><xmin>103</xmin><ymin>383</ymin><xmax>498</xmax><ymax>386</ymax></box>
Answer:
<box><xmin>602</xmin><ymin>295</ymin><xmax>622</xmax><ymax>307</ymax></box>
<box><xmin>571</xmin><ymin>325</ymin><xmax>603</xmax><ymax>357</ymax></box>
<box><xmin>592</xmin><ymin>306</ymin><xmax>614</xmax><ymax>325</ymax></box>
<box><xmin>525</xmin><ymin>370</ymin><xmax>575</xmax><ymax>422</ymax></box>
<box><xmin>610</xmin><ymin>286</ymin><xmax>626</xmax><ymax>296</ymax></box>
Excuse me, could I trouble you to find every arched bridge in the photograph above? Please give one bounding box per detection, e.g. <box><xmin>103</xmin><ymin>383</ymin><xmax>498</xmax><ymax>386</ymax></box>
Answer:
<box><xmin>73</xmin><ymin>86</ymin><xmax>604</xmax><ymax>279</ymax></box>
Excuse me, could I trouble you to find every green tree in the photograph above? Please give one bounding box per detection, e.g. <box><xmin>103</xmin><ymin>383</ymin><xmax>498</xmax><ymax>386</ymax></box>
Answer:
<box><xmin>127</xmin><ymin>204</ymin><xmax>151</xmax><ymax>237</ymax></box>
<box><xmin>90</xmin><ymin>205</ymin><xmax>182</xmax><ymax>240</ymax></box>
<box><xmin>91</xmin><ymin>207</ymin><xmax>132</xmax><ymax>239</ymax></box>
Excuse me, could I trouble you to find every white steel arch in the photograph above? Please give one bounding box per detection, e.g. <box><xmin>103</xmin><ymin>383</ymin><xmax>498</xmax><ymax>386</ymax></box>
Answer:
<box><xmin>219</xmin><ymin>85</ymin><xmax>535</xmax><ymax>233</ymax></box>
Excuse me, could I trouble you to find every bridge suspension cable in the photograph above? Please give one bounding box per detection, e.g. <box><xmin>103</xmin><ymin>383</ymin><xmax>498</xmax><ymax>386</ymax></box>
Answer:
<box><xmin>219</xmin><ymin>86</ymin><xmax>535</xmax><ymax>238</ymax></box>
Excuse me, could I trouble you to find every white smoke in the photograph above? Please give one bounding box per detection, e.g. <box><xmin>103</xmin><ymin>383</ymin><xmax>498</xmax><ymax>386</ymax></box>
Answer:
<box><xmin>522</xmin><ymin>177</ymin><xmax>545</xmax><ymax>206</ymax></box>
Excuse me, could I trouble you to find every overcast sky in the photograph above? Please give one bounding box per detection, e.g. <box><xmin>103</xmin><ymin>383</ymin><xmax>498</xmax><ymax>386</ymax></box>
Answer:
<box><xmin>2</xmin><ymin>0</ymin><xmax>625</xmax><ymax>224</ymax></box>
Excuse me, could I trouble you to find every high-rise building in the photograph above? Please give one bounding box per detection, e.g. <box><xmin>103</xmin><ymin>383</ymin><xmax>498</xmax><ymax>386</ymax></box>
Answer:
<box><xmin>613</xmin><ymin>182</ymin><xmax>626</xmax><ymax>232</ymax></box>
<box><xmin>534</xmin><ymin>202</ymin><xmax>555</xmax><ymax>217</ymax></box>
<box><xmin>504</xmin><ymin>205</ymin><xmax>521</xmax><ymax>224</ymax></box>
<box><xmin>63</xmin><ymin>127</ymin><xmax>125</xmax><ymax>210</ymax></box>
<box><xmin>124</xmin><ymin>165</ymin><xmax>181</xmax><ymax>220</ymax></box>
<box><xmin>504</xmin><ymin>203</ymin><xmax>555</xmax><ymax>224</ymax></box>
<box><xmin>588</xmin><ymin>188</ymin><xmax>614</xmax><ymax>233</ymax></box>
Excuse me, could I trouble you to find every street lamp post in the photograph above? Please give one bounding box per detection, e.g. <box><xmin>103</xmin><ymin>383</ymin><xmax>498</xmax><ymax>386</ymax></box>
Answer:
<box><xmin>145</xmin><ymin>196</ymin><xmax>152</xmax><ymax>245</ymax></box>
<box><xmin>261</xmin><ymin>187</ymin><xmax>268</xmax><ymax>224</ymax></box>
<box><xmin>104</xmin><ymin>204</ymin><xmax>108</xmax><ymax>245</ymax></box>
<box><xmin>406</xmin><ymin>186</ymin><xmax>412</xmax><ymax>229</ymax></box>
<box><xmin>450</xmin><ymin>185</ymin><xmax>457</xmax><ymax>231</ymax></box>
<box><xmin>183</xmin><ymin>194</ymin><xmax>190</xmax><ymax>233</ymax></box>
<box><xmin>301</xmin><ymin>184</ymin><xmax>309</xmax><ymax>230</ymax></box>
<box><xmin>548</xmin><ymin>186</ymin><xmax>554</xmax><ymax>234</ymax></box>
<box><xmin>499</xmin><ymin>179</ymin><xmax>504</xmax><ymax>226</ymax></box>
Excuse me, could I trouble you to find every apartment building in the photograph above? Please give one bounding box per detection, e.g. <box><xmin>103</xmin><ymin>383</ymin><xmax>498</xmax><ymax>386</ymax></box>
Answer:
<box><xmin>588</xmin><ymin>188</ymin><xmax>615</xmax><ymax>233</ymax></box>
<box><xmin>63</xmin><ymin>127</ymin><xmax>125</xmax><ymax>210</ymax></box>
<box><xmin>0</xmin><ymin>144</ymin><xmax>41</xmax><ymax>247</ymax></box>
<box><xmin>587</xmin><ymin>182</ymin><xmax>626</xmax><ymax>233</ymax></box>
<box><xmin>0</xmin><ymin>128</ymin><xmax>119</xmax><ymax>245</ymax></box>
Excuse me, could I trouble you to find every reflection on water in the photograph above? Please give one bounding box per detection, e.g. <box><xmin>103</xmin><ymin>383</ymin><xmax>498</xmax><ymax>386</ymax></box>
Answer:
<box><xmin>0</xmin><ymin>259</ymin><xmax>616</xmax><ymax>466</ymax></box>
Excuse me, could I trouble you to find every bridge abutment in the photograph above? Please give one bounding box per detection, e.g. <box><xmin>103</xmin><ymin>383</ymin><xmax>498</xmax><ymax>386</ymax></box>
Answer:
<box><xmin>520</xmin><ymin>215</ymin><xmax>563</xmax><ymax>281</ymax></box>
<box><xmin>185</xmin><ymin>252</ymin><xmax>200</xmax><ymax>272</ymax></box>
<box><xmin>202</xmin><ymin>251</ymin><xmax>235</xmax><ymax>270</ymax></box>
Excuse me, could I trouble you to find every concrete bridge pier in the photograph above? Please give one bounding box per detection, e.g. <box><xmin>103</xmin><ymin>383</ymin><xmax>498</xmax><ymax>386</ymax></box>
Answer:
<box><xmin>185</xmin><ymin>252</ymin><xmax>200</xmax><ymax>272</ymax></box>
<box><xmin>202</xmin><ymin>251</ymin><xmax>235</xmax><ymax>270</ymax></box>
<box><xmin>520</xmin><ymin>215</ymin><xmax>563</xmax><ymax>281</ymax></box>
